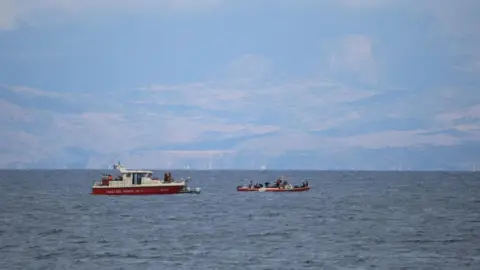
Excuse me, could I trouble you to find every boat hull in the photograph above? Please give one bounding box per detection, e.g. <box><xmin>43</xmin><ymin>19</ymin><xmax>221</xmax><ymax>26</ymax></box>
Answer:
<box><xmin>91</xmin><ymin>185</ymin><xmax>184</xmax><ymax>195</ymax></box>
<box><xmin>237</xmin><ymin>186</ymin><xmax>310</xmax><ymax>192</ymax></box>
<box><xmin>179</xmin><ymin>187</ymin><xmax>202</xmax><ymax>194</ymax></box>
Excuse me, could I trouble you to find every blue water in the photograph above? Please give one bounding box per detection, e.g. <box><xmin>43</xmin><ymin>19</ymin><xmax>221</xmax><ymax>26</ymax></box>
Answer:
<box><xmin>1</xmin><ymin>170</ymin><xmax>479</xmax><ymax>269</ymax></box>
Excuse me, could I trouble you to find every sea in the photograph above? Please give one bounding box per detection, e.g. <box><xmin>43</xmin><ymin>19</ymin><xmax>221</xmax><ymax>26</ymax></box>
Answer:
<box><xmin>0</xmin><ymin>170</ymin><xmax>479</xmax><ymax>270</ymax></box>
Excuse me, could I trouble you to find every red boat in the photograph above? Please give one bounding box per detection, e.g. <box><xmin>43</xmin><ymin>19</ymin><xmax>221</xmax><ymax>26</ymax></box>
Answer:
<box><xmin>91</xmin><ymin>162</ymin><xmax>201</xmax><ymax>195</ymax></box>
<box><xmin>237</xmin><ymin>176</ymin><xmax>310</xmax><ymax>192</ymax></box>
<box><xmin>236</xmin><ymin>186</ymin><xmax>310</xmax><ymax>192</ymax></box>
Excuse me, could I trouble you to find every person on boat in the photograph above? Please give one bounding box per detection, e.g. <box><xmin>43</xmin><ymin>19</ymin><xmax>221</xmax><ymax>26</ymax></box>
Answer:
<box><xmin>107</xmin><ymin>174</ymin><xmax>113</xmax><ymax>181</ymax></box>
<box><xmin>248</xmin><ymin>181</ymin><xmax>253</xmax><ymax>188</ymax></box>
<box><xmin>275</xmin><ymin>179</ymin><xmax>281</xmax><ymax>188</ymax></box>
<box><xmin>168</xmin><ymin>172</ymin><xmax>173</xmax><ymax>182</ymax></box>
<box><xmin>264</xmin><ymin>181</ymin><xmax>270</xmax><ymax>188</ymax></box>
<box><xmin>164</xmin><ymin>172</ymin><xmax>168</xmax><ymax>182</ymax></box>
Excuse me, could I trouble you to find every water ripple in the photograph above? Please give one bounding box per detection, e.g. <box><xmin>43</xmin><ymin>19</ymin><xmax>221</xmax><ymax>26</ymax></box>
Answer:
<box><xmin>0</xmin><ymin>170</ymin><xmax>479</xmax><ymax>269</ymax></box>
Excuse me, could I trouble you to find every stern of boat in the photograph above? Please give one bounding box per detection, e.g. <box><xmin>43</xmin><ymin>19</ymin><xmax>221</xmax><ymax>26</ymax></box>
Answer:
<box><xmin>178</xmin><ymin>177</ymin><xmax>201</xmax><ymax>194</ymax></box>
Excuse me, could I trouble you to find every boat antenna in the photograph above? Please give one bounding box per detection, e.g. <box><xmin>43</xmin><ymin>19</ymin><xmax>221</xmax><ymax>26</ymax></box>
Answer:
<box><xmin>113</xmin><ymin>161</ymin><xmax>123</xmax><ymax>170</ymax></box>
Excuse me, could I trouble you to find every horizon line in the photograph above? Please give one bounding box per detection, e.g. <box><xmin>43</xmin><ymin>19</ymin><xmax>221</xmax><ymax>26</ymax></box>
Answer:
<box><xmin>0</xmin><ymin>168</ymin><xmax>477</xmax><ymax>173</ymax></box>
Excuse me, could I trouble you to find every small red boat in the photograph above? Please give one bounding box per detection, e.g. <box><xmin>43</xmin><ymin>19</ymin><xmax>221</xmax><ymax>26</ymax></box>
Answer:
<box><xmin>236</xmin><ymin>186</ymin><xmax>310</xmax><ymax>192</ymax></box>
<box><xmin>91</xmin><ymin>162</ymin><xmax>201</xmax><ymax>195</ymax></box>
<box><xmin>236</xmin><ymin>176</ymin><xmax>310</xmax><ymax>192</ymax></box>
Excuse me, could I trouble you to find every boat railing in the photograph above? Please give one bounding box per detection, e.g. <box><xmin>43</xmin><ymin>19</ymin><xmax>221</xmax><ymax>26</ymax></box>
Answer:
<box><xmin>179</xmin><ymin>177</ymin><xmax>191</xmax><ymax>183</ymax></box>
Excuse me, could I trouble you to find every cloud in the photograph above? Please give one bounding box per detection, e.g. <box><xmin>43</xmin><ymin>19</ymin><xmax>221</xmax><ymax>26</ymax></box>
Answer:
<box><xmin>0</xmin><ymin>0</ymin><xmax>17</xmax><ymax>30</ymax></box>
<box><xmin>405</xmin><ymin>1</ymin><xmax>480</xmax><ymax>75</ymax></box>
<box><xmin>0</xmin><ymin>49</ymin><xmax>380</xmax><ymax>168</ymax></box>
<box><xmin>0</xmin><ymin>85</ymin><xmax>96</xmax><ymax>114</ymax></box>
<box><xmin>3</xmin><ymin>44</ymin><xmax>478</xmax><ymax>168</ymax></box>
<box><xmin>0</xmin><ymin>131</ymin><xmax>47</xmax><ymax>166</ymax></box>
<box><xmin>224</xmin><ymin>53</ymin><xmax>271</xmax><ymax>81</ymax></box>
<box><xmin>347</xmin><ymin>0</ymin><xmax>480</xmax><ymax>75</ymax></box>
<box><xmin>138</xmin><ymin>53</ymin><xmax>377</xmax><ymax>133</ymax></box>
<box><xmin>2</xmin><ymin>85</ymin><xmax>81</xmax><ymax>100</ymax></box>
<box><xmin>0</xmin><ymin>0</ymin><xmax>224</xmax><ymax>30</ymax></box>
<box><xmin>339</xmin><ymin>0</ymin><xmax>394</xmax><ymax>9</ymax></box>
<box><xmin>232</xmin><ymin>131</ymin><xmax>331</xmax><ymax>157</ymax></box>
<box><xmin>0</xmin><ymin>98</ymin><xmax>37</xmax><ymax>123</ymax></box>
<box><xmin>86</xmin><ymin>149</ymin><xmax>235</xmax><ymax>169</ymax></box>
<box><xmin>436</xmin><ymin>104</ymin><xmax>480</xmax><ymax>127</ymax></box>
<box><xmin>48</xmin><ymin>110</ymin><xmax>279</xmax><ymax>156</ymax></box>
<box><xmin>329</xmin><ymin>35</ymin><xmax>377</xmax><ymax>84</ymax></box>
<box><xmin>314</xmin><ymin>86</ymin><xmax>480</xmax><ymax>149</ymax></box>
<box><xmin>421</xmin><ymin>0</ymin><xmax>479</xmax><ymax>37</ymax></box>
<box><xmin>0</xmin><ymin>100</ymin><xmax>58</xmax><ymax>166</ymax></box>
<box><xmin>330</xmin><ymin>0</ymin><xmax>480</xmax><ymax>75</ymax></box>
<box><xmin>0</xmin><ymin>77</ymin><xmax>283</xmax><ymax>168</ymax></box>
<box><xmin>333</xmin><ymin>130</ymin><xmax>460</xmax><ymax>149</ymax></box>
<box><xmin>233</xmin><ymin>126</ymin><xmax>465</xmax><ymax>157</ymax></box>
<box><xmin>1</xmin><ymin>1</ymin><xmax>479</xmax><ymax>169</ymax></box>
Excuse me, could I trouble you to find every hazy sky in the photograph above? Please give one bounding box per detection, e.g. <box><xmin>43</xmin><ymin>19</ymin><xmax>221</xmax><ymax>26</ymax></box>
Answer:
<box><xmin>1</xmin><ymin>0</ymin><xmax>479</xmax><ymax>170</ymax></box>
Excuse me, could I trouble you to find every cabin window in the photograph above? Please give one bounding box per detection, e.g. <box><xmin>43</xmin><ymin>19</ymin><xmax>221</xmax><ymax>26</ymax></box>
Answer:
<box><xmin>131</xmin><ymin>173</ymin><xmax>142</xmax><ymax>185</ymax></box>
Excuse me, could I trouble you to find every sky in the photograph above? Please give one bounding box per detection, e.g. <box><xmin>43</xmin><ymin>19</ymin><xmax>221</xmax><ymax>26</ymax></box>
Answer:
<box><xmin>0</xmin><ymin>0</ymin><xmax>479</xmax><ymax>170</ymax></box>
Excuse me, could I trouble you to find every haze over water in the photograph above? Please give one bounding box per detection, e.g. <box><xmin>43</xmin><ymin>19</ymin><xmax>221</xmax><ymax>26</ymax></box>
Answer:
<box><xmin>1</xmin><ymin>170</ymin><xmax>479</xmax><ymax>269</ymax></box>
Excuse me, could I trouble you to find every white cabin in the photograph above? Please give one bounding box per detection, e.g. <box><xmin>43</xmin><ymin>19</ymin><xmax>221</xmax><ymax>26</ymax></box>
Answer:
<box><xmin>95</xmin><ymin>162</ymin><xmax>186</xmax><ymax>188</ymax></box>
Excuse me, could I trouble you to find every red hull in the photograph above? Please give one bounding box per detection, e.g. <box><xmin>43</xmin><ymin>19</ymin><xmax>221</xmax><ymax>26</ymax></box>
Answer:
<box><xmin>237</xmin><ymin>186</ymin><xmax>310</xmax><ymax>192</ymax></box>
<box><xmin>91</xmin><ymin>185</ymin><xmax>184</xmax><ymax>195</ymax></box>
